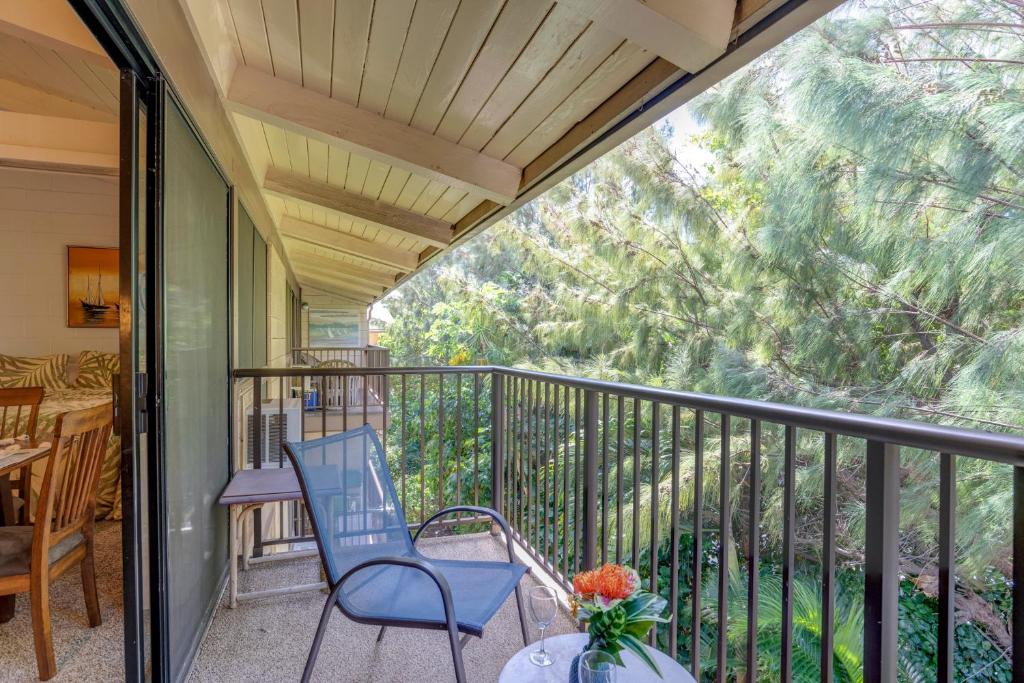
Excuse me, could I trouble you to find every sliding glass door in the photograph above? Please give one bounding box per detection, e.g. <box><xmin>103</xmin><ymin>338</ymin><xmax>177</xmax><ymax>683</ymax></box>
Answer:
<box><xmin>155</xmin><ymin>89</ymin><xmax>232</xmax><ymax>682</ymax></box>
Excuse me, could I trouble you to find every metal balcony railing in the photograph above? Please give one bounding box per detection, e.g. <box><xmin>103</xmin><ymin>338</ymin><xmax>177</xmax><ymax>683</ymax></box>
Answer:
<box><xmin>232</xmin><ymin>364</ymin><xmax>1024</xmax><ymax>683</ymax></box>
<box><xmin>290</xmin><ymin>345</ymin><xmax>389</xmax><ymax>369</ymax></box>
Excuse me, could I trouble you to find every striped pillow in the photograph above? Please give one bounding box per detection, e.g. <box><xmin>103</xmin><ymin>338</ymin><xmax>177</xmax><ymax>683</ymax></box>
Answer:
<box><xmin>0</xmin><ymin>353</ymin><xmax>70</xmax><ymax>389</ymax></box>
<box><xmin>76</xmin><ymin>350</ymin><xmax>119</xmax><ymax>389</ymax></box>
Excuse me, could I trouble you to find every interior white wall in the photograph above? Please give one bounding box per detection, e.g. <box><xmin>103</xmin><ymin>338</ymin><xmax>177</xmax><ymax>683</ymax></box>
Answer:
<box><xmin>0</xmin><ymin>167</ymin><xmax>118</xmax><ymax>357</ymax></box>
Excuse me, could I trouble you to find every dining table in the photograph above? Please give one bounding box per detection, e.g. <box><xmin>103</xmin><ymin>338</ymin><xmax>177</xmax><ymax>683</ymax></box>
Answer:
<box><xmin>0</xmin><ymin>441</ymin><xmax>51</xmax><ymax>623</ymax></box>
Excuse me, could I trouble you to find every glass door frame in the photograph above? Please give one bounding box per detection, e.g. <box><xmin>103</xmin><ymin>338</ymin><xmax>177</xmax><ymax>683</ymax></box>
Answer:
<box><xmin>73</xmin><ymin>3</ymin><xmax>236</xmax><ymax>681</ymax></box>
<box><xmin>117</xmin><ymin>68</ymin><xmax>156</xmax><ymax>683</ymax></box>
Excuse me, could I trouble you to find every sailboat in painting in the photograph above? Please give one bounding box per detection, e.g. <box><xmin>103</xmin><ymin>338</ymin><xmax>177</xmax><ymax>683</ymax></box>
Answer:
<box><xmin>80</xmin><ymin>268</ymin><xmax>113</xmax><ymax>312</ymax></box>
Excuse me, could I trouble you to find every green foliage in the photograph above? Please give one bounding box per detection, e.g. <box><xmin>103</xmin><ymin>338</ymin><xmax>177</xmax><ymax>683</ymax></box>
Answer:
<box><xmin>378</xmin><ymin>0</ymin><xmax>1024</xmax><ymax>677</ymax></box>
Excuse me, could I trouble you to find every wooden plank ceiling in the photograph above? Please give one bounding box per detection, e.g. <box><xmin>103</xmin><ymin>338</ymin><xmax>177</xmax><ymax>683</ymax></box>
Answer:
<box><xmin>190</xmin><ymin>0</ymin><xmax>817</xmax><ymax>306</ymax></box>
<box><xmin>0</xmin><ymin>1</ymin><xmax>118</xmax><ymax>176</ymax></box>
<box><xmin>0</xmin><ymin>0</ymin><xmax>822</xmax><ymax>307</ymax></box>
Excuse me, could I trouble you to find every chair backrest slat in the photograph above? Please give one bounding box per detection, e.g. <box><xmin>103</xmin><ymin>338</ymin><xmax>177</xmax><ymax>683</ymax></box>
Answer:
<box><xmin>35</xmin><ymin>404</ymin><xmax>113</xmax><ymax>546</ymax></box>
<box><xmin>0</xmin><ymin>386</ymin><xmax>44</xmax><ymax>441</ymax></box>
<box><xmin>285</xmin><ymin>425</ymin><xmax>411</xmax><ymax>585</ymax></box>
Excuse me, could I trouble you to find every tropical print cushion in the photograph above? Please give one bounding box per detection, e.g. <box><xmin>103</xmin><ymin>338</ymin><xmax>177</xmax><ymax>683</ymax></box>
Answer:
<box><xmin>0</xmin><ymin>353</ymin><xmax>69</xmax><ymax>389</ymax></box>
<box><xmin>76</xmin><ymin>350</ymin><xmax>119</xmax><ymax>389</ymax></box>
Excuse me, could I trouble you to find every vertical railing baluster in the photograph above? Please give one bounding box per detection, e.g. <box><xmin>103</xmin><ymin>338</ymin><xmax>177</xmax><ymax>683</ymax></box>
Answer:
<box><xmin>382</xmin><ymin>373</ymin><xmax>389</xmax><ymax>451</ymax></box>
<box><xmin>716</xmin><ymin>414</ymin><xmax>730</xmax><ymax>679</ymax></box>
<box><xmin>505</xmin><ymin>376</ymin><xmax>512</xmax><ymax>516</ymax></box>
<box><xmin>938</xmin><ymin>452</ymin><xmax>955</xmax><ymax>683</ymax></box>
<box><xmin>342</xmin><ymin>374</ymin><xmax>350</xmax><ymax>432</ymax></box>
<box><xmin>400</xmin><ymin>375</ymin><xmax>407</xmax><ymax>512</ymax></box>
<box><xmin>822</xmin><ymin>432</ymin><xmax>837</xmax><ymax>683</ymax></box>
<box><xmin>692</xmin><ymin>409</ymin><xmax>704</xmax><ymax>678</ymax></box>
<box><xmin>582</xmin><ymin>389</ymin><xmax>599</xmax><ymax>571</ymax></box>
<box><xmin>649</xmin><ymin>401</ymin><xmax>660</xmax><ymax>647</ymax></box>
<box><xmin>320</xmin><ymin>375</ymin><xmax>327</xmax><ymax>437</ymax></box>
<box><xmin>553</xmin><ymin>383</ymin><xmax>560</xmax><ymax>571</ymax></box>
<box><xmin>616</xmin><ymin>395</ymin><xmax>625</xmax><ymax>564</ymax></box>
<box><xmin>490</xmin><ymin>372</ymin><xmax>503</xmax><ymax>519</ymax></box>
<box><xmin>575</xmin><ymin>389</ymin><xmax>582</xmax><ymax>575</ymax></box>
<box><xmin>474</xmin><ymin>372</ymin><xmax>480</xmax><ymax>508</ymax></box>
<box><xmin>864</xmin><ymin>440</ymin><xmax>900</xmax><ymax>683</ymax></box>
<box><xmin>362</xmin><ymin>370</ymin><xmax>368</xmax><ymax>426</ymax></box>
<box><xmin>632</xmin><ymin>399</ymin><xmax>641</xmax><ymax>570</ymax></box>
<box><xmin>438</xmin><ymin>373</ymin><xmax>445</xmax><ymax>514</ymax></box>
<box><xmin>746</xmin><ymin>419</ymin><xmax>761</xmax><ymax>682</ymax></box>
<box><xmin>277</xmin><ymin>377</ymin><xmax>284</xmax><ymax>468</ymax></box>
<box><xmin>252</xmin><ymin>379</ymin><xmax>263</xmax><ymax>558</ymax></box>
<box><xmin>419</xmin><ymin>374</ymin><xmax>425</xmax><ymax>525</ymax></box>
<box><xmin>1014</xmin><ymin>466</ymin><xmax>1024</xmax><ymax>682</ymax></box>
<box><xmin>602</xmin><ymin>392</ymin><xmax>610</xmax><ymax>566</ymax></box>
<box><xmin>527</xmin><ymin>379</ymin><xmax>534</xmax><ymax>553</ymax></box>
<box><xmin>563</xmin><ymin>384</ymin><xmax>570</xmax><ymax>580</ymax></box>
<box><xmin>518</xmin><ymin>378</ymin><xmax>525</xmax><ymax>546</ymax></box>
<box><xmin>455</xmin><ymin>373</ymin><xmax>462</xmax><ymax>512</ymax></box>
<box><xmin>669</xmin><ymin>405</ymin><xmax>681</xmax><ymax>659</ymax></box>
<box><xmin>781</xmin><ymin>425</ymin><xmax>796</xmax><ymax>681</ymax></box>
<box><xmin>544</xmin><ymin>382</ymin><xmax>551</xmax><ymax>565</ymax></box>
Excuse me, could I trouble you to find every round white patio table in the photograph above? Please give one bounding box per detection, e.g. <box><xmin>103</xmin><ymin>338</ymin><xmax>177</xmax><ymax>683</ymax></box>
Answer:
<box><xmin>498</xmin><ymin>633</ymin><xmax>695</xmax><ymax>682</ymax></box>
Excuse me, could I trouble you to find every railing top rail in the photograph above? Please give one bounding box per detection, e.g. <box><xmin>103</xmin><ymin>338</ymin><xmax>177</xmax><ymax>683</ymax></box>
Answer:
<box><xmin>232</xmin><ymin>364</ymin><xmax>1024</xmax><ymax>464</ymax></box>
<box><xmin>291</xmin><ymin>346</ymin><xmax>387</xmax><ymax>351</ymax></box>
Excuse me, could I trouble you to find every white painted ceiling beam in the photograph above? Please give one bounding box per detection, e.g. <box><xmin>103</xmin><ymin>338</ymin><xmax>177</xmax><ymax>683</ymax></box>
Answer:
<box><xmin>289</xmin><ymin>256</ymin><xmax>395</xmax><ymax>292</ymax></box>
<box><xmin>294</xmin><ymin>271</ymin><xmax>386</xmax><ymax>301</ymax></box>
<box><xmin>0</xmin><ymin>0</ymin><xmax>112</xmax><ymax>68</ymax></box>
<box><xmin>298</xmin><ymin>273</ymin><xmax>380</xmax><ymax>301</ymax></box>
<box><xmin>279</xmin><ymin>217</ymin><xmax>420</xmax><ymax>272</ymax></box>
<box><xmin>294</xmin><ymin>267</ymin><xmax>385</xmax><ymax>298</ymax></box>
<box><xmin>265</xmin><ymin>169</ymin><xmax>452</xmax><ymax>248</ymax></box>
<box><xmin>228</xmin><ymin>65</ymin><xmax>521</xmax><ymax>204</ymax></box>
<box><xmin>0</xmin><ymin>111</ymin><xmax>117</xmax><ymax>175</ymax></box>
<box><xmin>300</xmin><ymin>284</ymin><xmax>370</xmax><ymax>306</ymax></box>
<box><xmin>557</xmin><ymin>0</ymin><xmax>736</xmax><ymax>72</ymax></box>
<box><xmin>284</xmin><ymin>242</ymin><xmax>402</xmax><ymax>286</ymax></box>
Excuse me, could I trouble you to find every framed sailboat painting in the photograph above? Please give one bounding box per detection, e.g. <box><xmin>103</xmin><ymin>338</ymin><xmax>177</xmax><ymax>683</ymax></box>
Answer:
<box><xmin>67</xmin><ymin>246</ymin><xmax>119</xmax><ymax>328</ymax></box>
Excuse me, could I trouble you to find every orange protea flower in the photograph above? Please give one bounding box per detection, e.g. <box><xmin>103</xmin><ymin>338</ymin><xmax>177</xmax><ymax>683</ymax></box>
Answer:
<box><xmin>593</xmin><ymin>564</ymin><xmax>637</xmax><ymax>601</ymax></box>
<box><xmin>573</xmin><ymin>568</ymin><xmax>601</xmax><ymax>598</ymax></box>
<box><xmin>573</xmin><ymin>564</ymin><xmax>639</xmax><ymax>604</ymax></box>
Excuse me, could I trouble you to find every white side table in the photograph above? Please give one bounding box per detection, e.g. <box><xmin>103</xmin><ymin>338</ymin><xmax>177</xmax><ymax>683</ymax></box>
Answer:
<box><xmin>498</xmin><ymin>633</ymin><xmax>695</xmax><ymax>682</ymax></box>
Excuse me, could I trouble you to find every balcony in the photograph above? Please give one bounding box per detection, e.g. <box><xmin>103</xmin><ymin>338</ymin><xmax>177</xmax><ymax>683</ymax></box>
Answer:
<box><xmin>223</xmin><ymin>363</ymin><xmax>1024</xmax><ymax>682</ymax></box>
<box><xmin>189</xmin><ymin>533</ymin><xmax>576</xmax><ymax>682</ymax></box>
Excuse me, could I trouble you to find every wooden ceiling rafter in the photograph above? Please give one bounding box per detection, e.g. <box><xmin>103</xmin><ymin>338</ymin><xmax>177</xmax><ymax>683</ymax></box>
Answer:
<box><xmin>227</xmin><ymin>65</ymin><xmax>522</xmax><ymax>205</ymax></box>
<box><xmin>298</xmin><ymin>284</ymin><xmax>372</xmax><ymax>306</ymax></box>
<box><xmin>284</xmin><ymin>244</ymin><xmax>402</xmax><ymax>287</ymax></box>
<box><xmin>264</xmin><ymin>169</ymin><xmax>452</xmax><ymax>248</ymax></box>
<box><xmin>278</xmin><ymin>216</ymin><xmax>420</xmax><ymax>272</ymax></box>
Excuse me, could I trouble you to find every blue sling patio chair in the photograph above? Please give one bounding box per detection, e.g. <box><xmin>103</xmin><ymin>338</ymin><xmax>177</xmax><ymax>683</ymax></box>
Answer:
<box><xmin>284</xmin><ymin>425</ymin><xmax>529</xmax><ymax>683</ymax></box>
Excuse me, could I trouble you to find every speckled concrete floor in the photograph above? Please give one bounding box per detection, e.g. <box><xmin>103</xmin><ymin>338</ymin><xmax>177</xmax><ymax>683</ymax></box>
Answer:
<box><xmin>0</xmin><ymin>522</ymin><xmax>124</xmax><ymax>683</ymax></box>
<box><xmin>189</xmin><ymin>533</ymin><xmax>576</xmax><ymax>683</ymax></box>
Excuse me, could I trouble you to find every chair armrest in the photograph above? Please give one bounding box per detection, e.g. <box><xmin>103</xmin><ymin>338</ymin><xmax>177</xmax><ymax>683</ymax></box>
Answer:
<box><xmin>413</xmin><ymin>506</ymin><xmax>518</xmax><ymax>565</ymax></box>
<box><xmin>335</xmin><ymin>555</ymin><xmax>458</xmax><ymax>628</ymax></box>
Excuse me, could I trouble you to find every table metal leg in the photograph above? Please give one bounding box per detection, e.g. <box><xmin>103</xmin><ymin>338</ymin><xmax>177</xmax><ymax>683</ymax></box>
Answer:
<box><xmin>229</xmin><ymin>505</ymin><xmax>239</xmax><ymax>609</ymax></box>
<box><xmin>241</xmin><ymin>508</ymin><xmax>251</xmax><ymax>571</ymax></box>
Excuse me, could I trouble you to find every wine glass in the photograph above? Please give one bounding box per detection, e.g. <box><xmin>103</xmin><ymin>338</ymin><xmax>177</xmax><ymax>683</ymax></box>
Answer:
<box><xmin>528</xmin><ymin>585</ymin><xmax>558</xmax><ymax>666</ymax></box>
<box><xmin>578</xmin><ymin>650</ymin><xmax>617</xmax><ymax>683</ymax></box>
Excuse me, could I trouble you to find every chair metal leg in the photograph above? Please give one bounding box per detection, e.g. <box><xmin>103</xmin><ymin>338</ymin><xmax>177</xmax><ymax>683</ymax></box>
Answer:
<box><xmin>447</xmin><ymin>622</ymin><xmax>467</xmax><ymax>683</ymax></box>
<box><xmin>301</xmin><ymin>584</ymin><xmax>343</xmax><ymax>683</ymax></box>
<box><xmin>514</xmin><ymin>584</ymin><xmax>528</xmax><ymax>646</ymax></box>
<box><xmin>376</xmin><ymin>625</ymin><xmax>387</xmax><ymax>643</ymax></box>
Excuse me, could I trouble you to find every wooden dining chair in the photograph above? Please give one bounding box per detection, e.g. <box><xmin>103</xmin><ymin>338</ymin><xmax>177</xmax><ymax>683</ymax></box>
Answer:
<box><xmin>0</xmin><ymin>403</ymin><xmax>113</xmax><ymax>681</ymax></box>
<box><xmin>0</xmin><ymin>386</ymin><xmax>45</xmax><ymax>524</ymax></box>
